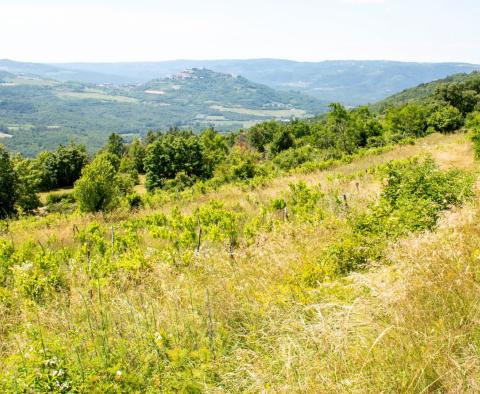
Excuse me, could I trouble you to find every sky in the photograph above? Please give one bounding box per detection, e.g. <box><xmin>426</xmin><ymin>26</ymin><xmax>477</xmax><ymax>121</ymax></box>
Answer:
<box><xmin>1</xmin><ymin>0</ymin><xmax>479</xmax><ymax>64</ymax></box>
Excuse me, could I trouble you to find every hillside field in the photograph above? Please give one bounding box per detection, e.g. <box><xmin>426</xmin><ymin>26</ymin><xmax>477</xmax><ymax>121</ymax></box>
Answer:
<box><xmin>1</xmin><ymin>132</ymin><xmax>479</xmax><ymax>392</ymax></box>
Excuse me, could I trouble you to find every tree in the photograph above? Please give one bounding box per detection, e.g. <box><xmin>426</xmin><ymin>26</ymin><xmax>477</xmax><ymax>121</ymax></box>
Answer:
<box><xmin>386</xmin><ymin>103</ymin><xmax>429</xmax><ymax>138</ymax></box>
<box><xmin>35</xmin><ymin>143</ymin><xmax>88</xmax><ymax>191</ymax></box>
<box><xmin>289</xmin><ymin>119</ymin><xmax>311</xmax><ymax>139</ymax></box>
<box><xmin>35</xmin><ymin>151</ymin><xmax>58</xmax><ymax>191</ymax></box>
<box><xmin>73</xmin><ymin>156</ymin><xmax>119</xmax><ymax>213</ymax></box>
<box><xmin>199</xmin><ymin>128</ymin><xmax>228</xmax><ymax>177</ymax></box>
<box><xmin>117</xmin><ymin>156</ymin><xmax>138</xmax><ymax>196</ymax></box>
<box><xmin>270</xmin><ymin>128</ymin><xmax>294</xmax><ymax>155</ymax></box>
<box><xmin>55</xmin><ymin>144</ymin><xmax>89</xmax><ymax>187</ymax></box>
<box><xmin>144</xmin><ymin>130</ymin><xmax>159</xmax><ymax>145</ymax></box>
<box><xmin>105</xmin><ymin>133</ymin><xmax>126</xmax><ymax>157</ymax></box>
<box><xmin>327</xmin><ymin>103</ymin><xmax>357</xmax><ymax>154</ymax></box>
<box><xmin>96</xmin><ymin>151</ymin><xmax>120</xmax><ymax>171</ymax></box>
<box><xmin>13</xmin><ymin>156</ymin><xmax>41</xmax><ymax>213</ymax></box>
<box><xmin>428</xmin><ymin>104</ymin><xmax>464</xmax><ymax>133</ymax></box>
<box><xmin>247</xmin><ymin>121</ymin><xmax>279</xmax><ymax>152</ymax></box>
<box><xmin>349</xmin><ymin>106</ymin><xmax>383</xmax><ymax>147</ymax></box>
<box><xmin>144</xmin><ymin>133</ymin><xmax>205</xmax><ymax>192</ymax></box>
<box><xmin>436</xmin><ymin>83</ymin><xmax>479</xmax><ymax>115</ymax></box>
<box><xmin>0</xmin><ymin>145</ymin><xmax>16</xmax><ymax>218</ymax></box>
<box><xmin>128</xmin><ymin>138</ymin><xmax>146</xmax><ymax>174</ymax></box>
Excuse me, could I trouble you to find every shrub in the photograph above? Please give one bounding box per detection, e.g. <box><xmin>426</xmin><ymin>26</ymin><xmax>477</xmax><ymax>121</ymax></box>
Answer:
<box><xmin>46</xmin><ymin>192</ymin><xmax>75</xmax><ymax>205</ymax></box>
<box><xmin>126</xmin><ymin>193</ymin><xmax>143</xmax><ymax>211</ymax></box>
<box><xmin>355</xmin><ymin>157</ymin><xmax>474</xmax><ymax>237</ymax></box>
<box><xmin>73</xmin><ymin>155</ymin><xmax>120</xmax><ymax>213</ymax></box>
<box><xmin>466</xmin><ymin>112</ymin><xmax>480</xmax><ymax>158</ymax></box>
<box><xmin>427</xmin><ymin>104</ymin><xmax>464</xmax><ymax>133</ymax></box>
<box><xmin>273</xmin><ymin>145</ymin><xmax>317</xmax><ymax>170</ymax></box>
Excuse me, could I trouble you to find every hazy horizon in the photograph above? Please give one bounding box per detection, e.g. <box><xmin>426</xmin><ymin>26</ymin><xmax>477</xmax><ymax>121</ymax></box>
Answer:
<box><xmin>2</xmin><ymin>0</ymin><xmax>479</xmax><ymax>64</ymax></box>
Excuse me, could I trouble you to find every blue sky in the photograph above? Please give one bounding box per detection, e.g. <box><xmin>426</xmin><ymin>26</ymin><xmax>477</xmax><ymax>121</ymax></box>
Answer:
<box><xmin>1</xmin><ymin>0</ymin><xmax>479</xmax><ymax>63</ymax></box>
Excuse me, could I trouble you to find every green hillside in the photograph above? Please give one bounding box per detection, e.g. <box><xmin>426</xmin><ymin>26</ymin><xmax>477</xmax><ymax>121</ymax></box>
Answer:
<box><xmin>373</xmin><ymin>71</ymin><xmax>480</xmax><ymax>110</ymax></box>
<box><xmin>4</xmin><ymin>59</ymin><xmax>480</xmax><ymax>105</ymax></box>
<box><xmin>54</xmin><ymin>59</ymin><xmax>480</xmax><ymax>105</ymax></box>
<box><xmin>0</xmin><ymin>68</ymin><xmax>325</xmax><ymax>156</ymax></box>
<box><xmin>1</xmin><ymin>65</ymin><xmax>480</xmax><ymax>392</ymax></box>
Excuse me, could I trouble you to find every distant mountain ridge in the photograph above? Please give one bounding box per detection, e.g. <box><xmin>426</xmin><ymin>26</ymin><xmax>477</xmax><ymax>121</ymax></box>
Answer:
<box><xmin>2</xmin><ymin>58</ymin><xmax>480</xmax><ymax>105</ymax></box>
<box><xmin>52</xmin><ymin>59</ymin><xmax>480</xmax><ymax>105</ymax></box>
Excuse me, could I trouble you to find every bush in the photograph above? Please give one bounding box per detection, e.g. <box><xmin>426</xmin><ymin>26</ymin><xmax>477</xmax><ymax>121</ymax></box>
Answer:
<box><xmin>467</xmin><ymin>112</ymin><xmax>480</xmax><ymax>158</ymax></box>
<box><xmin>355</xmin><ymin>157</ymin><xmax>474</xmax><ymax>237</ymax></box>
<box><xmin>73</xmin><ymin>156</ymin><xmax>120</xmax><ymax>213</ymax></box>
<box><xmin>428</xmin><ymin>104</ymin><xmax>464</xmax><ymax>133</ymax></box>
<box><xmin>273</xmin><ymin>145</ymin><xmax>318</xmax><ymax>170</ymax></box>
<box><xmin>45</xmin><ymin>192</ymin><xmax>75</xmax><ymax>205</ymax></box>
<box><xmin>126</xmin><ymin>193</ymin><xmax>143</xmax><ymax>211</ymax></box>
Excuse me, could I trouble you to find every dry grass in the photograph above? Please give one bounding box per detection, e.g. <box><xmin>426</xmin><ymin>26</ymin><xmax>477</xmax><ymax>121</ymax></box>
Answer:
<box><xmin>1</xmin><ymin>132</ymin><xmax>479</xmax><ymax>392</ymax></box>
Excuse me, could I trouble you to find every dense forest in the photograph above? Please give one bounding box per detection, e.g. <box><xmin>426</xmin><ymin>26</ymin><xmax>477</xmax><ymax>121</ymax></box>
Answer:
<box><xmin>1</xmin><ymin>71</ymin><xmax>480</xmax><ymax>392</ymax></box>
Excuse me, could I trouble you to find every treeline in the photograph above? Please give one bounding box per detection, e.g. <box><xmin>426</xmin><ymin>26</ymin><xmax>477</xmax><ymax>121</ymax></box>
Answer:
<box><xmin>1</xmin><ymin>72</ymin><xmax>479</xmax><ymax>218</ymax></box>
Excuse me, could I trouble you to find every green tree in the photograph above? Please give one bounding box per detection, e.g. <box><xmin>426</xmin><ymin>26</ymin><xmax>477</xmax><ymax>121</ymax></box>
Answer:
<box><xmin>55</xmin><ymin>143</ymin><xmax>89</xmax><ymax>187</ymax></box>
<box><xmin>117</xmin><ymin>156</ymin><xmax>138</xmax><ymax>196</ymax></box>
<box><xmin>73</xmin><ymin>156</ymin><xmax>119</xmax><ymax>212</ymax></box>
<box><xmin>13</xmin><ymin>156</ymin><xmax>41</xmax><ymax>213</ymax></box>
<box><xmin>144</xmin><ymin>133</ymin><xmax>205</xmax><ymax>192</ymax></box>
<box><xmin>35</xmin><ymin>143</ymin><xmax>88</xmax><ymax>191</ymax></box>
<box><xmin>349</xmin><ymin>106</ymin><xmax>383</xmax><ymax>147</ymax></box>
<box><xmin>385</xmin><ymin>103</ymin><xmax>429</xmax><ymax>139</ymax></box>
<box><xmin>35</xmin><ymin>151</ymin><xmax>58</xmax><ymax>191</ymax></box>
<box><xmin>128</xmin><ymin>138</ymin><xmax>146</xmax><ymax>174</ymax></box>
<box><xmin>199</xmin><ymin>128</ymin><xmax>228</xmax><ymax>177</ymax></box>
<box><xmin>428</xmin><ymin>104</ymin><xmax>464</xmax><ymax>133</ymax></box>
<box><xmin>327</xmin><ymin>103</ymin><xmax>357</xmax><ymax>154</ymax></box>
<box><xmin>0</xmin><ymin>145</ymin><xmax>16</xmax><ymax>218</ymax></box>
<box><xmin>105</xmin><ymin>133</ymin><xmax>126</xmax><ymax>157</ymax></box>
<box><xmin>247</xmin><ymin>121</ymin><xmax>279</xmax><ymax>152</ymax></box>
<box><xmin>270</xmin><ymin>127</ymin><xmax>294</xmax><ymax>155</ymax></box>
<box><xmin>436</xmin><ymin>82</ymin><xmax>480</xmax><ymax>115</ymax></box>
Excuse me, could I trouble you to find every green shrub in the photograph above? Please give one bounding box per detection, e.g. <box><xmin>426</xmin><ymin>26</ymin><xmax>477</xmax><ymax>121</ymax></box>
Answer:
<box><xmin>467</xmin><ymin>112</ymin><xmax>480</xmax><ymax>158</ymax></box>
<box><xmin>427</xmin><ymin>104</ymin><xmax>464</xmax><ymax>133</ymax></box>
<box><xmin>273</xmin><ymin>145</ymin><xmax>318</xmax><ymax>170</ymax></box>
<box><xmin>73</xmin><ymin>156</ymin><xmax>120</xmax><ymax>213</ymax></box>
<box><xmin>126</xmin><ymin>193</ymin><xmax>143</xmax><ymax>211</ymax></box>
<box><xmin>46</xmin><ymin>192</ymin><xmax>75</xmax><ymax>205</ymax></box>
<box><xmin>355</xmin><ymin>157</ymin><xmax>474</xmax><ymax>238</ymax></box>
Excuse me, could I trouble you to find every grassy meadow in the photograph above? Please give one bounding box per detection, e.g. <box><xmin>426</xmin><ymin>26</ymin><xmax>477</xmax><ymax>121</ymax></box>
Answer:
<box><xmin>0</xmin><ymin>132</ymin><xmax>479</xmax><ymax>392</ymax></box>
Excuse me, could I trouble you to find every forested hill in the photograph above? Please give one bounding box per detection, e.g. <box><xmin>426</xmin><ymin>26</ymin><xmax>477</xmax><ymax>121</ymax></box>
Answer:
<box><xmin>53</xmin><ymin>59</ymin><xmax>480</xmax><ymax>105</ymax></box>
<box><xmin>373</xmin><ymin>71</ymin><xmax>480</xmax><ymax>110</ymax></box>
<box><xmin>3</xmin><ymin>59</ymin><xmax>480</xmax><ymax>105</ymax></box>
<box><xmin>0</xmin><ymin>68</ymin><xmax>325</xmax><ymax>156</ymax></box>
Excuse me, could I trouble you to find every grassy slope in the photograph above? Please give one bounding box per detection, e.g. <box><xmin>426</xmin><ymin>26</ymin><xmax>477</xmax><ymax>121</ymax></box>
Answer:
<box><xmin>1</xmin><ymin>133</ymin><xmax>479</xmax><ymax>392</ymax></box>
